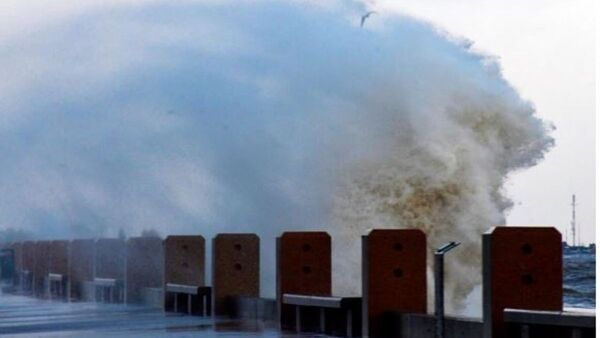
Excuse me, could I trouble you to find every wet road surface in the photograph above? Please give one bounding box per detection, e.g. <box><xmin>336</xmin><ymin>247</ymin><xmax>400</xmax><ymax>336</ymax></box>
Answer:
<box><xmin>0</xmin><ymin>293</ymin><xmax>318</xmax><ymax>337</ymax></box>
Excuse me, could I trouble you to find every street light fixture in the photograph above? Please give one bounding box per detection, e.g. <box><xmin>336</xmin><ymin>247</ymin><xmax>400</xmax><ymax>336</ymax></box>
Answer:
<box><xmin>435</xmin><ymin>241</ymin><xmax>461</xmax><ymax>338</ymax></box>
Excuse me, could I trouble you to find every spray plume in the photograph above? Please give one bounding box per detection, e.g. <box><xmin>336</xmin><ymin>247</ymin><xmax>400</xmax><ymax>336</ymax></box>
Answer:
<box><xmin>0</xmin><ymin>1</ymin><xmax>553</xmax><ymax>314</ymax></box>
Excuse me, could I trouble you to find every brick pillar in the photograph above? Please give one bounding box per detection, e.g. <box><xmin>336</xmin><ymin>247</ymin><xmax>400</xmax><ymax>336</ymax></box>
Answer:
<box><xmin>164</xmin><ymin>235</ymin><xmax>205</xmax><ymax>286</ymax></box>
<box><xmin>125</xmin><ymin>237</ymin><xmax>164</xmax><ymax>304</ymax></box>
<box><xmin>276</xmin><ymin>231</ymin><xmax>331</xmax><ymax>330</ymax></box>
<box><xmin>48</xmin><ymin>240</ymin><xmax>69</xmax><ymax>299</ymax></box>
<box><xmin>69</xmin><ymin>239</ymin><xmax>94</xmax><ymax>300</ymax></box>
<box><xmin>212</xmin><ymin>233</ymin><xmax>260</xmax><ymax>316</ymax></box>
<box><xmin>0</xmin><ymin>243</ymin><xmax>15</xmax><ymax>283</ymax></box>
<box><xmin>483</xmin><ymin>227</ymin><xmax>562</xmax><ymax>338</ymax></box>
<box><xmin>49</xmin><ymin>240</ymin><xmax>69</xmax><ymax>276</ymax></box>
<box><xmin>164</xmin><ymin>235</ymin><xmax>206</xmax><ymax>312</ymax></box>
<box><xmin>95</xmin><ymin>238</ymin><xmax>126</xmax><ymax>280</ymax></box>
<box><xmin>10</xmin><ymin>242</ymin><xmax>22</xmax><ymax>286</ymax></box>
<box><xmin>22</xmin><ymin>241</ymin><xmax>35</xmax><ymax>292</ymax></box>
<box><xmin>362</xmin><ymin>229</ymin><xmax>427</xmax><ymax>337</ymax></box>
<box><xmin>33</xmin><ymin>241</ymin><xmax>51</xmax><ymax>297</ymax></box>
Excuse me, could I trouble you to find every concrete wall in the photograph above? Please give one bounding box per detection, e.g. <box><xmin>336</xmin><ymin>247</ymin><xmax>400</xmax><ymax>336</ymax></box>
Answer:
<box><xmin>81</xmin><ymin>281</ymin><xmax>95</xmax><ymax>302</ymax></box>
<box><xmin>125</xmin><ymin>237</ymin><xmax>163</xmax><ymax>304</ymax></box>
<box><xmin>233</xmin><ymin>296</ymin><xmax>277</xmax><ymax>322</ymax></box>
<box><xmin>141</xmin><ymin>287</ymin><xmax>164</xmax><ymax>309</ymax></box>
<box><xmin>69</xmin><ymin>239</ymin><xmax>94</xmax><ymax>300</ymax></box>
<box><xmin>397</xmin><ymin>313</ymin><xmax>483</xmax><ymax>338</ymax></box>
<box><xmin>5</xmin><ymin>227</ymin><xmax>595</xmax><ymax>338</ymax></box>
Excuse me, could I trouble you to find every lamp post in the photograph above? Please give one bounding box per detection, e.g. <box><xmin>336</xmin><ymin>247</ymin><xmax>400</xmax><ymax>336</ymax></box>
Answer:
<box><xmin>435</xmin><ymin>241</ymin><xmax>461</xmax><ymax>338</ymax></box>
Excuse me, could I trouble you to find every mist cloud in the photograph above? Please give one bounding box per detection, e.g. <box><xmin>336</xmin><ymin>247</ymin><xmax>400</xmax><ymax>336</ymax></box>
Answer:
<box><xmin>0</xmin><ymin>1</ymin><xmax>553</xmax><ymax>314</ymax></box>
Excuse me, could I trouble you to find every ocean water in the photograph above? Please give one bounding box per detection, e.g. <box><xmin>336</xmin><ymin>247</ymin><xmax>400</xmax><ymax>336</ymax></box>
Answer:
<box><xmin>563</xmin><ymin>249</ymin><xmax>595</xmax><ymax>308</ymax></box>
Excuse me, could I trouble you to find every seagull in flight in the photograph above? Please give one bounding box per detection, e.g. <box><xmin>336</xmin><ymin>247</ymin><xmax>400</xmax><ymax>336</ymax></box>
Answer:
<box><xmin>360</xmin><ymin>11</ymin><xmax>376</xmax><ymax>27</ymax></box>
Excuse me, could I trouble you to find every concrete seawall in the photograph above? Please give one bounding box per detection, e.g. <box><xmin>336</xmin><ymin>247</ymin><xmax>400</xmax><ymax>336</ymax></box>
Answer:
<box><xmin>0</xmin><ymin>227</ymin><xmax>595</xmax><ymax>338</ymax></box>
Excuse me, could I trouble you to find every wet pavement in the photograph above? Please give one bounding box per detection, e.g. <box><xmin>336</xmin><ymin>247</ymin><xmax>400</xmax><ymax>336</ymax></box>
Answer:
<box><xmin>0</xmin><ymin>293</ymin><xmax>318</xmax><ymax>337</ymax></box>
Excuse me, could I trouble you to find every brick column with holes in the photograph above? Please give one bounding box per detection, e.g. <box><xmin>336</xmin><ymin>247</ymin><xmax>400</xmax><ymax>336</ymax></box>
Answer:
<box><xmin>212</xmin><ymin>233</ymin><xmax>260</xmax><ymax>316</ymax></box>
<box><xmin>69</xmin><ymin>239</ymin><xmax>94</xmax><ymax>300</ymax></box>
<box><xmin>22</xmin><ymin>241</ymin><xmax>35</xmax><ymax>291</ymax></box>
<box><xmin>33</xmin><ymin>240</ymin><xmax>51</xmax><ymax>297</ymax></box>
<box><xmin>164</xmin><ymin>235</ymin><xmax>205</xmax><ymax>286</ymax></box>
<box><xmin>483</xmin><ymin>227</ymin><xmax>563</xmax><ymax>338</ymax></box>
<box><xmin>164</xmin><ymin>235</ymin><xmax>205</xmax><ymax>311</ymax></box>
<box><xmin>49</xmin><ymin>240</ymin><xmax>69</xmax><ymax>277</ymax></box>
<box><xmin>276</xmin><ymin>231</ymin><xmax>331</xmax><ymax>330</ymax></box>
<box><xmin>95</xmin><ymin>238</ymin><xmax>126</xmax><ymax>281</ymax></box>
<box><xmin>125</xmin><ymin>236</ymin><xmax>164</xmax><ymax>304</ymax></box>
<box><xmin>362</xmin><ymin>229</ymin><xmax>427</xmax><ymax>338</ymax></box>
<box><xmin>48</xmin><ymin>240</ymin><xmax>69</xmax><ymax>298</ymax></box>
<box><xmin>10</xmin><ymin>242</ymin><xmax>22</xmax><ymax>287</ymax></box>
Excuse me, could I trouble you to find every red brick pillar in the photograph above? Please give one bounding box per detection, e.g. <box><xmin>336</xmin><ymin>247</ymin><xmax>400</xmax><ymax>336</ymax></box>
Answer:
<box><xmin>276</xmin><ymin>231</ymin><xmax>331</xmax><ymax>330</ymax></box>
<box><xmin>49</xmin><ymin>240</ymin><xmax>69</xmax><ymax>276</ymax></box>
<box><xmin>0</xmin><ymin>242</ymin><xmax>15</xmax><ymax>282</ymax></box>
<box><xmin>48</xmin><ymin>240</ymin><xmax>69</xmax><ymax>298</ymax></box>
<box><xmin>362</xmin><ymin>229</ymin><xmax>427</xmax><ymax>337</ymax></box>
<box><xmin>22</xmin><ymin>241</ymin><xmax>35</xmax><ymax>291</ymax></box>
<box><xmin>22</xmin><ymin>241</ymin><xmax>35</xmax><ymax>272</ymax></box>
<box><xmin>164</xmin><ymin>235</ymin><xmax>205</xmax><ymax>286</ymax></box>
<box><xmin>95</xmin><ymin>238</ymin><xmax>126</xmax><ymax>302</ymax></box>
<box><xmin>125</xmin><ymin>237</ymin><xmax>164</xmax><ymax>304</ymax></box>
<box><xmin>10</xmin><ymin>242</ymin><xmax>22</xmax><ymax>286</ymax></box>
<box><xmin>163</xmin><ymin>235</ymin><xmax>206</xmax><ymax>312</ymax></box>
<box><xmin>212</xmin><ymin>233</ymin><xmax>260</xmax><ymax>316</ymax></box>
<box><xmin>69</xmin><ymin>239</ymin><xmax>94</xmax><ymax>300</ymax></box>
<box><xmin>33</xmin><ymin>240</ymin><xmax>51</xmax><ymax>297</ymax></box>
<box><xmin>95</xmin><ymin>238</ymin><xmax>126</xmax><ymax>280</ymax></box>
<box><xmin>483</xmin><ymin>227</ymin><xmax>563</xmax><ymax>338</ymax></box>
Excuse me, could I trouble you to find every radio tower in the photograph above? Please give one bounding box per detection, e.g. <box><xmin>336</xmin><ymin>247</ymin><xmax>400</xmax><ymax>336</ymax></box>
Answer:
<box><xmin>571</xmin><ymin>194</ymin><xmax>577</xmax><ymax>247</ymax></box>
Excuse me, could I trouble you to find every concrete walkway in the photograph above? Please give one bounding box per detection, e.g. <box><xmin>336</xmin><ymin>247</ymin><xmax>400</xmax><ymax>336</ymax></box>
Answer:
<box><xmin>0</xmin><ymin>293</ymin><xmax>311</xmax><ymax>337</ymax></box>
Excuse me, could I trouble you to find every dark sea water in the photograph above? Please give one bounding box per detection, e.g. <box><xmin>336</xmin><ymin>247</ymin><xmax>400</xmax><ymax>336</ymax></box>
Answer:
<box><xmin>563</xmin><ymin>248</ymin><xmax>595</xmax><ymax>308</ymax></box>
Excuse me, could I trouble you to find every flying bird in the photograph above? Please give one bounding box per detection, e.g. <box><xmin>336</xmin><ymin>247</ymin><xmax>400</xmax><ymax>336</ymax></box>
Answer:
<box><xmin>360</xmin><ymin>11</ymin><xmax>376</xmax><ymax>27</ymax></box>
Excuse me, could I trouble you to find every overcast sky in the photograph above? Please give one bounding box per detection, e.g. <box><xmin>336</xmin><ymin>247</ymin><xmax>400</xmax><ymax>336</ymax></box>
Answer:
<box><xmin>0</xmin><ymin>0</ymin><xmax>595</xmax><ymax>245</ymax></box>
<box><xmin>376</xmin><ymin>0</ymin><xmax>596</xmax><ymax>244</ymax></box>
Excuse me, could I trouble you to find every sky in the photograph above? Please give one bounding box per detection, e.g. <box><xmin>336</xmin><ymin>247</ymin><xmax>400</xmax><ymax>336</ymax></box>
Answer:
<box><xmin>375</xmin><ymin>0</ymin><xmax>596</xmax><ymax>244</ymax></box>
<box><xmin>0</xmin><ymin>0</ymin><xmax>595</xmax><ymax>246</ymax></box>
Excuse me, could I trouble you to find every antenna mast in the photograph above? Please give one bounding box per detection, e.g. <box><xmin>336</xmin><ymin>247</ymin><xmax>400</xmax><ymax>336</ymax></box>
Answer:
<box><xmin>571</xmin><ymin>194</ymin><xmax>577</xmax><ymax>246</ymax></box>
